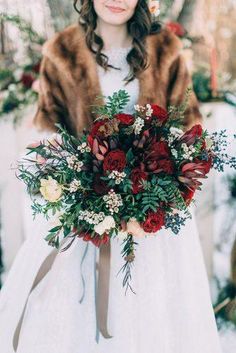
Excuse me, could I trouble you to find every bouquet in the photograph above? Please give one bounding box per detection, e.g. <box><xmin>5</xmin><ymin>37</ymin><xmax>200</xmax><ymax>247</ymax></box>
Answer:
<box><xmin>18</xmin><ymin>90</ymin><xmax>236</xmax><ymax>291</ymax></box>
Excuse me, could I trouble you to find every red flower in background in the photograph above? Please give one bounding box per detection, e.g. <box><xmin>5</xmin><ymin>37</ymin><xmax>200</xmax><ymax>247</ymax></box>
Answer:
<box><xmin>115</xmin><ymin>113</ymin><xmax>134</xmax><ymax>125</ymax></box>
<box><xmin>142</xmin><ymin>209</ymin><xmax>165</xmax><ymax>233</ymax></box>
<box><xmin>166</xmin><ymin>22</ymin><xmax>186</xmax><ymax>37</ymax></box>
<box><xmin>78</xmin><ymin>232</ymin><xmax>109</xmax><ymax>247</ymax></box>
<box><xmin>150</xmin><ymin>104</ymin><xmax>168</xmax><ymax>125</ymax></box>
<box><xmin>32</xmin><ymin>61</ymin><xmax>41</xmax><ymax>74</ymax></box>
<box><xmin>179</xmin><ymin>124</ymin><xmax>203</xmax><ymax>146</ymax></box>
<box><xmin>130</xmin><ymin>168</ymin><xmax>148</xmax><ymax>194</ymax></box>
<box><xmin>21</xmin><ymin>73</ymin><xmax>35</xmax><ymax>89</ymax></box>
<box><xmin>103</xmin><ymin>150</ymin><xmax>126</xmax><ymax>172</ymax></box>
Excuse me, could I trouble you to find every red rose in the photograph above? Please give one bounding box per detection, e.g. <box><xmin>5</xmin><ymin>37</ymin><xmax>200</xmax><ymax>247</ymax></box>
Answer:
<box><xmin>93</xmin><ymin>174</ymin><xmax>110</xmax><ymax>195</ymax></box>
<box><xmin>90</xmin><ymin>120</ymin><xmax>107</xmax><ymax>138</ymax></box>
<box><xmin>166</xmin><ymin>22</ymin><xmax>186</xmax><ymax>37</ymax></box>
<box><xmin>78</xmin><ymin>232</ymin><xmax>109</xmax><ymax>247</ymax></box>
<box><xmin>150</xmin><ymin>104</ymin><xmax>168</xmax><ymax>125</ymax></box>
<box><xmin>21</xmin><ymin>73</ymin><xmax>34</xmax><ymax>89</ymax></box>
<box><xmin>115</xmin><ymin>113</ymin><xmax>134</xmax><ymax>125</ymax></box>
<box><xmin>141</xmin><ymin>210</ymin><xmax>165</xmax><ymax>233</ymax></box>
<box><xmin>179</xmin><ymin>124</ymin><xmax>203</xmax><ymax>146</ymax></box>
<box><xmin>130</xmin><ymin>168</ymin><xmax>148</xmax><ymax>194</ymax></box>
<box><xmin>103</xmin><ymin>150</ymin><xmax>126</xmax><ymax>172</ymax></box>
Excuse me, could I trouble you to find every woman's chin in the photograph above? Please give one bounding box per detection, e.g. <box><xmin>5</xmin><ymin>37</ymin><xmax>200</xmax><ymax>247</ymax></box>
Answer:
<box><xmin>99</xmin><ymin>10</ymin><xmax>132</xmax><ymax>26</ymax></box>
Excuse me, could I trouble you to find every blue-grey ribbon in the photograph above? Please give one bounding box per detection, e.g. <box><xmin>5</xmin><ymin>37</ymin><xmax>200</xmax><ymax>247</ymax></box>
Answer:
<box><xmin>79</xmin><ymin>243</ymin><xmax>89</xmax><ymax>304</ymax></box>
<box><xmin>79</xmin><ymin>241</ymin><xmax>112</xmax><ymax>343</ymax></box>
<box><xmin>94</xmin><ymin>246</ymin><xmax>100</xmax><ymax>343</ymax></box>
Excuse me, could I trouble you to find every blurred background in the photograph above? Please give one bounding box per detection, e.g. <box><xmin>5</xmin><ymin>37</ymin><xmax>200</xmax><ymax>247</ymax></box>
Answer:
<box><xmin>0</xmin><ymin>0</ymin><xmax>236</xmax><ymax>351</ymax></box>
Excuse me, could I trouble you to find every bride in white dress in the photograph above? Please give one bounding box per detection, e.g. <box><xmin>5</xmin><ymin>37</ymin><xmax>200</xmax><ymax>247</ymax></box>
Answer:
<box><xmin>0</xmin><ymin>1</ymin><xmax>222</xmax><ymax>352</ymax></box>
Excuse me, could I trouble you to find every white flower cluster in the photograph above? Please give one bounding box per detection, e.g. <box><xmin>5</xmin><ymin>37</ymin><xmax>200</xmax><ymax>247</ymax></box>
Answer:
<box><xmin>145</xmin><ymin>103</ymin><xmax>153</xmax><ymax>118</ymax></box>
<box><xmin>171</xmin><ymin>148</ymin><xmax>178</xmax><ymax>159</ymax></box>
<box><xmin>134</xmin><ymin>104</ymin><xmax>153</xmax><ymax>119</ymax></box>
<box><xmin>134</xmin><ymin>104</ymin><xmax>145</xmax><ymax>113</ymax></box>
<box><xmin>69</xmin><ymin>179</ymin><xmax>81</xmax><ymax>193</ymax></box>
<box><xmin>167</xmin><ymin>127</ymin><xmax>184</xmax><ymax>145</ymax></box>
<box><xmin>103</xmin><ymin>189</ymin><xmax>123</xmax><ymax>214</ymax></box>
<box><xmin>108</xmin><ymin>171</ymin><xmax>126</xmax><ymax>184</ymax></box>
<box><xmin>78</xmin><ymin>210</ymin><xmax>105</xmax><ymax>225</ymax></box>
<box><xmin>77</xmin><ymin>142</ymin><xmax>91</xmax><ymax>153</ymax></box>
<box><xmin>66</xmin><ymin>155</ymin><xmax>83</xmax><ymax>172</ymax></box>
<box><xmin>181</xmin><ymin>143</ymin><xmax>196</xmax><ymax>161</ymax></box>
<box><xmin>133</xmin><ymin>117</ymin><xmax>144</xmax><ymax>135</ymax></box>
<box><xmin>94</xmin><ymin>216</ymin><xmax>116</xmax><ymax>235</ymax></box>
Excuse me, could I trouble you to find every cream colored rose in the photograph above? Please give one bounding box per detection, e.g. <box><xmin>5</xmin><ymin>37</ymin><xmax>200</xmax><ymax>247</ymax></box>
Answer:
<box><xmin>94</xmin><ymin>216</ymin><xmax>115</xmax><ymax>235</ymax></box>
<box><xmin>40</xmin><ymin>176</ymin><xmax>63</xmax><ymax>202</ymax></box>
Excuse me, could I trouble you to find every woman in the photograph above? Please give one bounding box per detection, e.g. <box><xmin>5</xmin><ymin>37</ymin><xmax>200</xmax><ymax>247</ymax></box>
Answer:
<box><xmin>0</xmin><ymin>1</ymin><xmax>222</xmax><ymax>352</ymax></box>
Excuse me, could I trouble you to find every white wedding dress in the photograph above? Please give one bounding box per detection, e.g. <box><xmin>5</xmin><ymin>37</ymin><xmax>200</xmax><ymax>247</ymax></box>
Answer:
<box><xmin>0</xmin><ymin>46</ymin><xmax>222</xmax><ymax>353</ymax></box>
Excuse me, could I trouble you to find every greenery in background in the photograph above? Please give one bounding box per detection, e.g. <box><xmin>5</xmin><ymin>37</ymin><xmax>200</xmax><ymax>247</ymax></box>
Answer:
<box><xmin>0</xmin><ymin>242</ymin><xmax>2</xmax><ymax>289</ymax></box>
<box><xmin>214</xmin><ymin>280</ymin><xmax>236</xmax><ymax>329</ymax></box>
<box><xmin>213</xmin><ymin>174</ymin><xmax>236</xmax><ymax>329</ymax></box>
<box><xmin>0</xmin><ymin>13</ymin><xmax>44</xmax><ymax>45</ymax></box>
<box><xmin>0</xmin><ymin>13</ymin><xmax>45</xmax><ymax>124</ymax></box>
<box><xmin>159</xmin><ymin>0</ymin><xmax>175</xmax><ymax>21</ymax></box>
<box><xmin>192</xmin><ymin>70</ymin><xmax>236</xmax><ymax>107</ymax></box>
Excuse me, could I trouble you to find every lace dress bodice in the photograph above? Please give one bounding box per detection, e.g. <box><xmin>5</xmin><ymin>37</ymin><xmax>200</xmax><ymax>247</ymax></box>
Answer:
<box><xmin>97</xmin><ymin>46</ymin><xmax>139</xmax><ymax>114</ymax></box>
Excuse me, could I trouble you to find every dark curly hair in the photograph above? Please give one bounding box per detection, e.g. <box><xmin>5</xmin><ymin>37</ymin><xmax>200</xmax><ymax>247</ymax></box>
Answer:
<box><xmin>73</xmin><ymin>0</ymin><xmax>161</xmax><ymax>84</ymax></box>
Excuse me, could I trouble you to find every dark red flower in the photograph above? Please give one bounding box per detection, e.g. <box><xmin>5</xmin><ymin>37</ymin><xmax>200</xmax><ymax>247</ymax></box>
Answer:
<box><xmin>182</xmin><ymin>188</ymin><xmax>195</xmax><ymax>205</ymax></box>
<box><xmin>93</xmin><ymin>174</ymin><xmax>110</xmax><ymax>195</ymax></box>
<box><xmin>103</xmin><ymin>150</ymin><xmax>126</xmax><ymax>172</ymax></box>
<box><xmin>130</xmin><ymin>168</ymin><xmax>148</xmax><ymax>194</ymax></box>
<box><xmin>90</xmin><ymin>120</ymin><xmax>107</xmax><ymax>138</ymax></box>
<box><xmin>155</xmin><ymin>159</ymin><xmax>174</xmax><ymax>174</ymax></box>
<box><xmin>150</xmin><ymin>104</ymin><xmax>168</xmax><ymax>125</ymax></box>
<box><xmin>179</xmin><ymin>124</ymin><xmax>203</xmax><ymax>146</ymax></box>
<box><xmin>114</xmin><ymin>113</ymin><xmax>134</xmax><ymax>125</ymax></box>
<box><xmin>146</xmin><ymin>141</ymin><xmax>170</xmax><ymax>160</ymax></box>
<box><xmin>178</xmin><ymin>157</ymin><xmax>212</xmax><ymax>189</ymax></box>
<box><xmin>78</xmin><ymin>232</ymin><xmax>109</xmax><ymax>247</ymax></box>
<box><xmin>141</xmin><ymin>210</ymin><xmax>165</xmax><ymax>233</ymax></box>
<box><xmin>32</xmin><ymin>62</ymin><xmax>41</xmax><ymax>73</ymax></box>
<box><xmin>166</xmin><ymin>22</ymin><xmax>186</xmax><ymax>37</ymax></box>
<box><xmin>146</xmin><ymin>158</ymin><xmax>174</xmax><ymax>174</ymax></box>
<box><xmin>21</xmin><ymin>73</ymin><xmax>34</xmax><ymax>89</ymax></box>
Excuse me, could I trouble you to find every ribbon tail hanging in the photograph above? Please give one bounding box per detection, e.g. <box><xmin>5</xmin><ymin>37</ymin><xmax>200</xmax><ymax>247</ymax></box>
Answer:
<box><xmin>79</xmin><ymin>242</ymin><xmax>89</xmax><ymax>304</ymax></box>
<box><xmin>96</xmin><ymin>240</ymin><xmax>113</xmax><ymax>342</ymax></box>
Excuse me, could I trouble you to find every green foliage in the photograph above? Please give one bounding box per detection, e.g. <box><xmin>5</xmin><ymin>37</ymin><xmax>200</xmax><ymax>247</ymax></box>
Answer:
<box><xmin>137</xmin><ymin>176</ymin><xmax>187</xmax><ymax>213</ymax></box>
<box><xmin>91</xmin><ymin>90</ymin><xmax>130</xmax><ymax>118</ymax></box>
<box><xmin>118</xmin><ymin>234</ymin><xmax>137</xmax><ymax>294</ymax></box>
<box><xmin>166</xmin><ymin>87</ymin><xmax>192</xmax><ymax>128</ymax></box>
<box><xmin>0</xmin><ymin>13</ymin><xmax>45</xmax><ymax>45</ymax></box>
<box><xmin>192</xmin><ymin>71</ymin><xmax>212</xmax><ymax>102</ymax></box>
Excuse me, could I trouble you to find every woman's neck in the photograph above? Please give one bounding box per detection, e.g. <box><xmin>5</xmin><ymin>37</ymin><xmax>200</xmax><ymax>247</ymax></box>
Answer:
<box><xmin>95</xmin><ymin>19</ymin><xmax>132</xmax><ymax>50</ymax></box>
